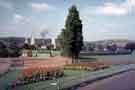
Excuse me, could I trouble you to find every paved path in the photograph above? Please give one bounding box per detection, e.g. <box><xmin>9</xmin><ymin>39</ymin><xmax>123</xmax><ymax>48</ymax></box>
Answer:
<box><xmin>76</xmin><ymin>71</ymin><xmax>135</xmax><ymax>90</ymax></box>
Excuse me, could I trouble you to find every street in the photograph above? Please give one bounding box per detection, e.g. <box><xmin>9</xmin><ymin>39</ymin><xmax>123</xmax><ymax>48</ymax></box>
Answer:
<box><xmin>76</xmin><ymin>71</ymin><xmax>135</xmax><ymax>90</ymax></box>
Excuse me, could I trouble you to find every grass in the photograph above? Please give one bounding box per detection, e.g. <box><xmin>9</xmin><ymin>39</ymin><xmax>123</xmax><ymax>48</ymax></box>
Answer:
<box><xmin>1</xmin><ymin>53</ymin><xmax>133</xmax><ymax>90</ymax></box>
<box><xmin>0</xmin><ymin>65</ymin><xmax>131</xmax><ymax>90</ymax></box>
<box><xmin>33</xmin><ymin>50</ymin><xmax>61</xmax><ymax>58</ymax></box>
<box><xmin>79</xmin><ymin>56</ymin><xmax>97</xmax><ymax>62</ymax></box>
<box><xmin>0</xmin><ymin>69</ymin><xmax>88</xmax><ymax>90</ymax></box>
<box><xmin>0</xmin><ymin>70</ymin><xmax>20</xmax><ymax>90</ymax></box>
<box><xmin>15</xmin><ymin>70</ymin><xmax>88</xmax><ymax>90</ymax></box>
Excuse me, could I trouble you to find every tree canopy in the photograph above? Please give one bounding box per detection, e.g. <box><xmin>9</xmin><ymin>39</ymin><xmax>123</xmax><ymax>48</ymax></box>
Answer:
<box><xmin>0</xmin><ymin>41</ymin><xmax>22</xmax><ymax>57</ymax></box>
<box><xmin>0</xmin><ymin>41</ymin><xmax>8</xmax><ymax>57</ymax></box>
<box><xmin>58</xmin><ymin>5</ymin><xmax>83</xmax><ymax>63</ymax></box>
<box><xmin>125</xmin><ymin>42</ymin><xmax>135</xmax><ymax>51</ymax></box>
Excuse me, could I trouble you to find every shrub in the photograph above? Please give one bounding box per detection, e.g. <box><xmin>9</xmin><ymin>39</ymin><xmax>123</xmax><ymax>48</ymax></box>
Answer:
<box><xmin>64</xmin><ymin>62</ymin><xmax>109</xmax><ymax>71</ymax></box>
<box><xmin>0</xmin><ymin>41</ymin><xmax>22</xmax><ymax>57</ymax></box>
<box><xmin>0</xmin><ymin>41</ymin><xmax>8</xmax><ymax>57</ymax></box>
<box><xmin>15</xmin><ymin>66</ymin><xmax>64</xmax><ymax>85</ymax></box>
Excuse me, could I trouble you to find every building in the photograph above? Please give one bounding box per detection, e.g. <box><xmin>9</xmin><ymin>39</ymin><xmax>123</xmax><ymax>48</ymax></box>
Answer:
<box><xmin>83</xmin><ymin>39</ymin><xmax>135</xmax><ymax>52</ymax></box>
<box><xmin>0</xmin><ymin>37</ymin><xmax>52</xmax><ymax>47</ymax></box>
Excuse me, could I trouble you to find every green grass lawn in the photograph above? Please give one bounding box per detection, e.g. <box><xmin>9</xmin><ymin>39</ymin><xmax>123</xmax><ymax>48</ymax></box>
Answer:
<box><xmin>0</xmin><ymin>70</ymin><xmax>20</xmax><ymax>90</ymax></box>
<box><xmin>0</xmin><ymin>69</ymin><xmax>89</xmax><ymax>90</ymax></box>
<box><xmin>15</xmin><ymin>70</ymin><xmax>88</xmax><ymax>90</ymax></box>
<box><xmin>79</xmin><ymin>56</ymin><xmax>97</xmax><ymax>62</ymax></box>
<box><xmin>0</xmin><ymin>65</ymin><xmax>131</xmax><ymax>90</ymax></box>
<box><xmin>34</xmin><ymin>50</ymin><xmax>99</xmax><ymax>62</ymax></box>
<box><xmin>33</xmin><ymin>50</ymin><xmax>61</xmax><ymax>58</ymax></box>
<box><xmin>25</xmin><ymin>65</ymin><xmax>131</xmax><ymax>90</ymax></box>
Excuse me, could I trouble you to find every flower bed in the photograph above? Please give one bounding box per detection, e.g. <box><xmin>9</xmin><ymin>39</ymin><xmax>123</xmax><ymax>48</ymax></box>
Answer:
<box><xmin>64</xmin><ymin>62</ymin><xmax>109</xmax><ymax>71</ymax></box>
<box><xmin>15</xmin><ymin>66</ymin><xmax>64</xmax><ymax>85</ymax></box>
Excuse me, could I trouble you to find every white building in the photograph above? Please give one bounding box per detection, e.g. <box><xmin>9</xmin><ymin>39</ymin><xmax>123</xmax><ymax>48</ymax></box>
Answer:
<box><xmin>30</xmin><ymin>34</ymin><xmax>35</xmax><ymax>45</ymax></box>
<box><xmin>52</xmin><ymin>38</ymin><xmax>56</xmax><ymax>49</ymax></box>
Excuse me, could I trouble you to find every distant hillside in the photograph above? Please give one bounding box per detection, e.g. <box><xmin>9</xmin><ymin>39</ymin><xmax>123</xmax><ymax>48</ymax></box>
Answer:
<box><xmin>0</xmin><ymin>37</ymin><xmax>51</xmax><ymax>46</ymax></box>
<box><xmin>84</xmin><ymin>39</ymin><xmax>135</xmax><ymax>47</ymax></box>
<box><xmin>85</xmin><ymin>39</ymin><xmax>135</xmax><ymax>43</ymax></box>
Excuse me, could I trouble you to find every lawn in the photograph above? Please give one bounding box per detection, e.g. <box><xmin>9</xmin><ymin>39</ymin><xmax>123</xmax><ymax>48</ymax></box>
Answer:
<box><xmin>79</xmin><ymin>56</ymin><xmax>97</xmax><ymax>62</ymax></box>
<box><xmin>1</xmin><ymin>53</ymin><xmax>133</xmax><ymax>90</ymax></box>
<box><xmin>33</xmin><ymin>50</ymin><xmax>61</xmax><ymax>58</ymax></box>
<box><xmin>15</xmin><ymin>65</ymin><xmax>132</xmax><ymax>90</ymax></box>
<box><xmin>15</xmin><ymin>70</ymin><xmax>88</xmax><ymax>90</ymax></box>
<box><xmin>0</xmin><ymin>70</ymin><xmax>20</xmax><ymax>90</ymax></box>
<box><xmin>0</xmin><ymin>69</ymin><xmax>88</xmax><ymax>90</ymax></box>
<box><xmin>0</xmin><ymin>65</ymin><xmax>132</xmax><ymax>90</ymax></box>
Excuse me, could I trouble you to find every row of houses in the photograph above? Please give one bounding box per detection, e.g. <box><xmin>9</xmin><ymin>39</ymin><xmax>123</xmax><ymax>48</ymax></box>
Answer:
<box><xmin>0</xmin><ymin>37</ymin><xmax>134</xmax><ymax>52</ymax></box>
<box><xmin>0</xmin><ymin>37</ymin><xmax>52</xmax><ymax>48</ymax></box>
<box><xmin>83</xmin><ymin>39</ymin><xmax>135</xmax><ymax>52</ymax></box>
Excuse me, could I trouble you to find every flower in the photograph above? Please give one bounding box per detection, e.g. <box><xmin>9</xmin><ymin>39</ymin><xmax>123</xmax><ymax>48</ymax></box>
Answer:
<box><xmin>16</xmin><ymin>66</ymin><xmax>64</xmax><ymax>85</ymax></box>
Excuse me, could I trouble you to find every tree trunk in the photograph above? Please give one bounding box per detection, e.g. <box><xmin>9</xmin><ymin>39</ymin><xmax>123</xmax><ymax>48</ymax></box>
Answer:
<box><xmin>49</xmin><ymin>49</ymin><xmax>53</xmax><ymax>57</ymax></box>
<box><xmin>72</xmin><ymin>55</ymin><xmax>76</xmax><ymax>64</ymax></box>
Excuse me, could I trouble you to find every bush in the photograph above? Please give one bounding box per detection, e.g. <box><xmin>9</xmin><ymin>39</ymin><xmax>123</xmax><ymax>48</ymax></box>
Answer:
<box><xmin>15</xmin><ymin>66</ymin><xmax>64</xmax><ymax>85</ymax></box>
<box><xmin>64</xmin><ymin>62</ymin><xmax>109</xmax><ymax>71</ymax></box>
<box><xmin>0</xmin><ymin>41</ymin><xmax>22</xmax><ymax>57</ymax></box>
<box><xmin>125</xmin><ymin>42</ymin><xmax>135</xmax><ymax>51</ymax></box>
<box><xmin>0</xmin><ymin>41</ymin><xmax>8</xmax><ymax>57</ymax></box>
<box><xmin>8</xmin><ymin>42</ymin><xmax>22</xmax><ymax>57</ymax></box>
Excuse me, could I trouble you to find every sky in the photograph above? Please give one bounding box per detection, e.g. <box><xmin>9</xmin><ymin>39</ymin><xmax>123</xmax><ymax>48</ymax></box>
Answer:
<box><xmin>0</xmin><ymin>0</ymin><xmax>135</xmax><ymax>41</ymax></box>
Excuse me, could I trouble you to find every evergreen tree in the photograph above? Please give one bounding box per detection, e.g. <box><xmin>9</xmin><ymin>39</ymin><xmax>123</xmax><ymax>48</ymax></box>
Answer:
<box><xmin>0</xmin><ymin>41</ymin><xmax>8</xmax><ymax>57</ymax></box>
<box><xmin>59</xmin><ymin>5</ymin><xmax>83</xmax><ymax>63</ymax></box>
<box><xmin>8</xmin><ymin>42</ymin><xmax>22</xmax><ymax>57</ymax></box>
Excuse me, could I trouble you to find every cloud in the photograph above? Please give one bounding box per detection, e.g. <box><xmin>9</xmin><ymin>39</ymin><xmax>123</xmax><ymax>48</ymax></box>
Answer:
<box><xmin>81</xmin><ymin>0</ymin><xmax>135</xmax><ymax>16</ymax></box>
<box><xmin>12</xmin><ymin>14</ymin><xmax>39</xmax><ymax>37</ymax></box>
<box><xmin>14</xmin><ymin>14</ymin><xmax>30</xmax><ymax>24</ymax></box>
<box><xmin>30</xmin><ymin>3</ymin><xmax>49</xmax><ymax>12</ymax></box>
<box><xmin>12</xmin><ymin>14</ymin><xmax>55</xmax><ymax>38</ymax></box>
<box><xmin>14</xmin><ymin>14</ymin><xmax>24</xmax><ymax>23</ymax></box>
<box><xmin>96</xmin><ymin>3</ymin><xmax>128</xmax><ymax>16</ymax></box>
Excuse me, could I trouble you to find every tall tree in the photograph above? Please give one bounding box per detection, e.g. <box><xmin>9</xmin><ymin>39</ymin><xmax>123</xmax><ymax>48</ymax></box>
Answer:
<box><xmin>59</xmin><ymin>5</ymin><xmax>83</xmax><ymax>63</ymax></box>
<box><xmin>0</xmin><ymin>41</ymin><xmax>8</xmax><ymax>57</ymax></box>
<box><xmin>125</xmin><ymin>42</ymin><xmax>135</xmax><ymax>51</ymax></box>
<box><xmin>8</xmin><ymin>42</ymin><xmax>22</xmax><ymax>57</ymax></box>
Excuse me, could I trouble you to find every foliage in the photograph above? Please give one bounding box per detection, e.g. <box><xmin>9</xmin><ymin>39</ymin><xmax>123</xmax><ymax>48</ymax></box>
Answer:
<box><xmin>15</xmin><ymin>67</ymin><xmax>64</xmax><ymax>85</ymax></box>
<box><xmin>64</xmin><ymin>62</ymin><xmax>108</xmax><ymax>71</ymax></box>
<box><xmin>106</xmin><ymin>44</ymin><xmax>117</xmax><ymax>51</ymax></box>
<box><xmin>58</xmin><ymin>5</ymin><xmax>83</xmax><ymax>63</ymax></box>
<box><xmin>0</xmin><ymin>41</ymin><xmax>8</xmax><ymax>57</ymax></box>
<box><xmin>23</xmin><ymin>43</ymin><xmax>37</xmax><ymax>50</ymax></box>
<box><xmin>14</xmin><ymin>70</ymin><xmax>88</xmax><ymax>90</ymax></box>
<box><xmin>0</xmin><ymin>70</ymin><xmax>20</xmax><ymax>90</ymax></box>
<box><xmin>46</xmin><ymin>44</ymin><xmax>54</xmax><ymax>56</ymax></box>
<box><xmin>0</xmin><ymin>41</ymin><xmax>22</xmax><ymax>57</ymax></box>
<box><xmin>46</xmin><ymin>44</ymin><xmax>54</xmax><ymax>50</ymax></box>
<box><xmin>125</xmin><ymin>42</ymin><xmax>135</xmax><ymax>51</ymax></box>
<box><xmin>22</xmin><ymin>43</ymin><xmax>30</xmax><ymax>49</ymax></box>
<box><xmin>87</xmin><ymin>43</ymin><xmax>95</xmax><ymax>51</ymax></box>
<box><xmin>8</xmin><ymin>42</ymin><xmax>22</xmax><ymax>57</ymax></box>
